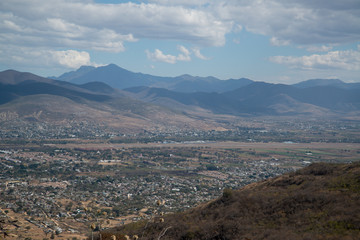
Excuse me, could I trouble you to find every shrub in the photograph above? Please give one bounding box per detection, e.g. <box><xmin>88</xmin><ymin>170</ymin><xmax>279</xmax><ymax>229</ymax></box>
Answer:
<box><xmin>222</xmin><ymin>188</ymin><xmax>233</xmax><ymax>199</ymax></box>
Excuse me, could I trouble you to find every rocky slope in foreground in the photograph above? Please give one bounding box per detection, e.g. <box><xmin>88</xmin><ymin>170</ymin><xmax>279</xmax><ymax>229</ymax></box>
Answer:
<box><xmin>96</xmin><ymin>162</ymin><xmax>360</xmax><ymax>240</ymax></box>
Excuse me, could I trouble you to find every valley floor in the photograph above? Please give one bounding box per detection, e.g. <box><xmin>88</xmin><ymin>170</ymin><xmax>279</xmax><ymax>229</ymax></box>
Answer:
<box><xmin>1</xmin><ymin>140</ymin><xmax>359</xmax><ymax>239</ymax></box>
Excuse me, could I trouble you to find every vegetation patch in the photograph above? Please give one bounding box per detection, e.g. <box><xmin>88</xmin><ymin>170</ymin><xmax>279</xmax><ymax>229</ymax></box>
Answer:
<box><xmin>100</xmin><ymin>162</ymin><xmax>360</xmax><ymax>240</ymax></box>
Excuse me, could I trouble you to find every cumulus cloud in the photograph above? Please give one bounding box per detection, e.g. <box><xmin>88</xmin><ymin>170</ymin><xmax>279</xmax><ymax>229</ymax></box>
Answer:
<box><xmin>1</xmin><ymin>0</ymin><xmax>359</xmax><ymax>74</ymax></box>
<box><xmin>0</xmin><ymin>0</ymin><xmax>230</xmax><ymax>49</ymax></box>
<box><xmin>192</xmin><ymin>48</ymin><xmax>210</xmax><ymax>60</ymax></box>
<box><xmin>50</xmin><ymin>50</ymin><xmax>92</xmax><ymax>69</ymax></box>
<box><xmin>1</xmin><ymin>0</ymin><xmax>359</xmax><ymax>49</ymax></box>
<box><xmin>146</xmin><ymin>45</ymin><xmax>192</xmax><ymax>64</ymax></box>
<box><xmin>0</xmin><ymin>46</ymin><xmax>97</xmax><ymax>70</ymax></box>
<box><xmin>211</xmin><ymin>0</ymin><xmax>360</xmax><ymax>45</ymax></box>
<box><xmin>146</xmin><ymin>45</ymin><xmax>209</xmax><ymax>63</ymax></box>
<box><xmin>0</xmin><ymin>0</ymin><xmax>231</xmax><ymax>70</ymax></box>
<box><xmin>0</xmin><ymin>14</ymin><xmax>136</xmax><ymax>53</ymax></box>
<box><xmin>146</xmin><ymin>49</ymin><xmax>177</xmax><ymax>64</ymax></box>
<box><xmin>177</xmin><ymin>45</ymin><xmax>191</xmax><ymax>61</ymax></box>
<box><xmin>269</xmin><ymin>46</ymin><xmax>360</xmax><ymax>71</ymax></box>
<box><xmin>1</xmin><ymin>0</ymin><xmax>359</xmax><ymax>51</ymax></box>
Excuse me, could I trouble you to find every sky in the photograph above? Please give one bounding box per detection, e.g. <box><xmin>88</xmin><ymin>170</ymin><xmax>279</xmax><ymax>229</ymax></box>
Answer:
<box><xmin>0</xmin><ymin>0</ymin><xmax>360</xmax><ymax>84</ymax></box>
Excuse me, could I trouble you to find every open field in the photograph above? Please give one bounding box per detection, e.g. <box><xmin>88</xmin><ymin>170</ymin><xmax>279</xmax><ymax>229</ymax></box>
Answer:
<box><xmin>51</xmin><ymin>141</ymin><xmax>360</xmax><ymax>150</ymax></box>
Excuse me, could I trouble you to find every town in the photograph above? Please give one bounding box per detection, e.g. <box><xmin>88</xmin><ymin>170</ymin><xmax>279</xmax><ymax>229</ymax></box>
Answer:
<box><xmin>1</xmin><ymin>116</ymin><xmax>359</xmax><ymax>143</ymax></box>
<box><xmin>1</xmin><ymin>137</ymin><xmax>359</xmax><ymax>239</ymax></box>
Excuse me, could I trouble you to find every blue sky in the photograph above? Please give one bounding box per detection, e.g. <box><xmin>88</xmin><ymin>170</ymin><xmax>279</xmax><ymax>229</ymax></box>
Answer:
<box><xmin>0</xmin><ymin>0</ymin><xmax>359</xmax><ymax>84</ymax></box>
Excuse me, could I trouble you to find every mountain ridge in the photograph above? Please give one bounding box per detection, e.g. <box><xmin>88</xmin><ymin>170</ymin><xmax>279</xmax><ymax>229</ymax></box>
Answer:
<box><xmin>52</xmin><ymin>64</ymin><xmax>360</xmax><ymax>93</ymax></box>
<box><xmin>2</xmin><ymin>68</ymin><xmax>359</xmax><ymax>121</ymax></box>
<box><xmin>0</xmin><ymin>69</ymin><xmax>223</xmax><ymax>134</ymax></box>
<box><xmin>293</xmin><ymin>78</ymin><xmax>360</xmax><ymax>89</ymax></box>
<box><xmin>124</xmin><ymin>82</ymin><xmax>360</xmax><ymax>116</ymax></box>
<box><xmin>1</xmin><ymin>68</ymin><xmax>360</xmax><ymax>136</ymax></box>
<box><xmin>51</xmin><ymin>64</ymin><xmax>254</xmax><ymax>93</ymax></box>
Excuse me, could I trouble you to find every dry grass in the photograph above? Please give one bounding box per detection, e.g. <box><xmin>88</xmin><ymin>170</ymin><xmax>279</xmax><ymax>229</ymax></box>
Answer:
<box><xmin>99</xmin><ymin>162</ymin><xmax>360</xmax><ymax>240</ymax></box>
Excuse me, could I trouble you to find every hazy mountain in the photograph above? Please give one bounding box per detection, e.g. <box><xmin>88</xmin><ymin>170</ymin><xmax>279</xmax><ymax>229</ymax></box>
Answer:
<box><xmin>55</xmin><ymin>65</ymin><xmax>360</xmax><ymax>94</ymax></box>
<box><xmin>1</xmin><ymin>69</ymin><xmax>55</xmax><ymax>85</ymax></box>
<box><xmin>168</xmin><ymin>74</ymin><xmax>253</xmax><ymax>93</ymax></box>
<box><xmin>0</xmin><ymin>70</ymin><xmax>114</xmax><ymax>105</ymax></box>
<box><xmin>99</xmin><ymin>162</ymin><xmax>360</xmax><ymax>240</ymax></box>
<box><xmin>0</xmin><ymin>70</ymin><xmax>222</xmax><ymax>133</ymax></box>
<box><xmin>227</xmin><ymin>82</ymin><xmax>360</xmax><ymax>112</ymax></box>
<box><xmin>0</xmin><ymin>80</ymin><xmax>113</xmax><ymax>105</ymax></box>
<box><xmin>79</xmin><ymin>82</ymin><xmax>116</xmax><ymax>94</ymax></box>
<box><xmin>2</xmin><ymin>68</ymin><xmax>360</xmax><ymax>128</ymax></box>
<box><xmin>50</xmin><ymin>65</ymin><xmax>96</xmax><ymax>82</ymax></box>
<box><xmin>125</xmin><ymin>86</ymin><xmax>240</xmax><ymax>115</ymax></box>
<box><xmin>125</xmin><ymin>82</ymin><xmax>360</xmax><ymax>116</ymax></box>
<box><xmin>52</xmin><ymin>64</ymin><xmax>254</xmax><ymax>93</ymax></box>
<box><xmin>53</xmin><ymin>64</ymin><xmax>163</xmax><ymax>89</ymax></box>
<box><xmin>293</xmin><ymin>78</ymin><xmax>360</xmax><ymax>89</ymax></box>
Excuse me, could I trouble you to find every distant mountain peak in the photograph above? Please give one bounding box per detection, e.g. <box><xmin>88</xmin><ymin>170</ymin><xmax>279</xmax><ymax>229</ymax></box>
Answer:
<box><xmin>293</xmin><ymin>78</ymin><xmax>345</xmax><ymax>88</ymax></box>
<box><xmin>177</xmin><ymin>74</ymin><xmax>193</xmax><ymax>79</ymax></box>
<box><xmin>52</xmin><ymin>65</ymin><xmax>96</xmax><ymax>82</ymax></box>
<box><xmin>106</xmin><ymin>63</ymin><xmax>120</xmax><ymax>68</ymax></box>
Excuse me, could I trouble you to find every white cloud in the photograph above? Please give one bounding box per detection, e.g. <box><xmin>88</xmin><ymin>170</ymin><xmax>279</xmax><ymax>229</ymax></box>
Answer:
<box><xmin>0</xmin><ymin>46</ymin><xmax>98</xmax><ymax>70</ymax></box>
<box><xmin>0</xmin><ymin>0</ymin><xmax>231</xmax><ymax>70</ymax></box>
<box><xmin>270</xmin><ymin>37</ymin><xmax>290</xmax><ymax>47</ymax></box>
<box><xmin>145</xmin><ymin>0</ymin><xmax>210</xmax><ymax>7</ymax></box>
<box><xmin>146</xmin><ymin>45</ymin><xmax>210</xmax><ymax>63</ymax></box>
<box><xmin>177</xmin><ymin>45</ymin><xmax>191</xmax><ymax>62</ymax></box>
<box><xmin>1</xmin><ymin>0</ymin><xmax>359</xmax><ymax>76</ymax></box>
<box><xmin>304</xmin><ymin>45</ymin><xmax>334</xmax><ymax>53</ymax></box>
<box><xmin>0</xmin><ymin>0</ymin><xmax>230</xmax><ymax>49</ymax></box>
<box><xmin>146</xmin><ymin>45</ymin><xmax>192</xmax><ymax>64</ymax></box>
<box><xmin>0</xmin><ymin>0</ymin><xmax>232</xmax><ymax>67</ymax></box>
<box><xmin>1</xmin><ymin>0</ymin><xmax>359</xmax><ymax>52</ymax></box>
<box><xmin>0</xmin><ymin>14</ymin><xmax>135</xmax><ymax>53</ymax></box>
<box><xmin>50</xmin><ymin>50</ymin><xmax>92</xmax><ymax>69</ymax></box>
<box><xmin>192</xmin><ymin>48</ymin><xmax>209</xmax><ymax>60</ymax></box>
<box><xmin>146</xmin><ymin>49</ymin><xmax>177</xmax><ymax>64</ymax></box>
<box><xmin>269</xmin><ymin>46</ymin><xmax>360</xmax><ymax>71</ymax></box>
<box><xmin>211</xmin><ymin>0</ymin><xmax>360</xmax><ymax>45</ymax></box>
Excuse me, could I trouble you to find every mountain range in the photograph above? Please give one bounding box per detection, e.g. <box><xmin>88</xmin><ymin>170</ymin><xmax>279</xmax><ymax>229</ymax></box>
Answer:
<box><xmin>124</xmin><ymin>84</ymin><xmax>360</xmax><ymax>116</ymax></box>
<box><xmin>51</xmin><ymin>64</ymin><xmax>360</xmax><ymax>117</ymax></box>
<box><xmin>0</xmin><ymin>69</ymin><xmax>222</xmax><ymax>134</ymax></box>
<box><xmin>52</xmin><ymin>64</ymin><xmax>254</xmax><ymax>93</ymax></box>
<box><xmin>1</xmin><ymin>64</ymin><xmax>360</xmax><ymax>135</ymax></box>
<box><xmin>52</xmin><ymin>64</ymin><xmax>360</xmax><ymax>92</ymax></box>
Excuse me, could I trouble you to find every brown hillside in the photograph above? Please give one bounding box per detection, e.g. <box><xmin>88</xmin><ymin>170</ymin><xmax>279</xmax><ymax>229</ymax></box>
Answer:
<box><xmin>97</xmin><ymin>162</ymin><xmax>360</xmax><ymax>240</ymax></box>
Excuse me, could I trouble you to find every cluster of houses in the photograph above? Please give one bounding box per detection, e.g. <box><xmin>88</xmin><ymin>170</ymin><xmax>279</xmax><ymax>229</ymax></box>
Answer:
<box><xmin>0</xmin><ymin>145</ymin><xmax>306</xmax><ymax>237</ymax></box>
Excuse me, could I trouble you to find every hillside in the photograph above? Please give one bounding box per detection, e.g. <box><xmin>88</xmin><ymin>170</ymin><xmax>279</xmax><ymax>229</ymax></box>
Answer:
<box><xmin>98</xmin><ymin>162</ymin><xmax>360</xmax><ymax>240</ymax></box>
<box><xmin>0</xmin><ymin>70</ymin><xmax>224</xmax><ymax>136</ymax></box>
